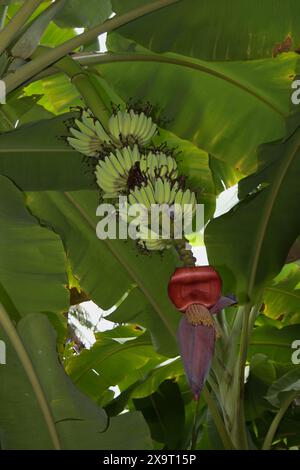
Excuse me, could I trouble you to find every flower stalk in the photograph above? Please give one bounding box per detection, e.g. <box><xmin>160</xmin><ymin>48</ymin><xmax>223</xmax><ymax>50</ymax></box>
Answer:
<box><xmin>54</xmin><ymin>55</ymin><xmax>110</xmax><ymax>129</ymax></box>
<box><xmin>0</xmin><ymin>0</ymin><xmax>43</xmax><ymax>55</ymax></box>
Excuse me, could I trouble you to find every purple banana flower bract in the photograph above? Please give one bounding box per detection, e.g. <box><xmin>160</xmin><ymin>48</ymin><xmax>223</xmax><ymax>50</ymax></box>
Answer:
<box><xmin>177</xmin><ymin>316</ymin><xmax>215</xmax><ymax>400</ymax></box>
<box><xmin>210</xmin><ymin>294</ymin><xmax>237</xmax><ymax>314</ymax></box>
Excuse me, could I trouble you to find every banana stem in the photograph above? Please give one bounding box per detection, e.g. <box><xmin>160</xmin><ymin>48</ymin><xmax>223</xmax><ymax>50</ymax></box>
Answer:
<box><xmin>54</xmin><ymin>55</ymin><xmax>110</xmax><ymax>130</ymax></box>
<box><xmin>0</xmin><ymin>5</ymin><xmax>8</xmax><ymax>31</ymax></box>
<box><xmin>233</xmin><ymin>305</ymin><xmax>251</xmax><ymax>449</ymax></box>
<box><xmin>190</xmin><ymin>396</ymin><xmax>201</xmax><ymax>450</ymax></box>
<box><xmin>0</xmin><ymin>0</ymin><xmax>43</xmax><ymax>55</ymax></box>
<box><xmin>4</xmin><ymin>0</ymin><xmax>180</xmax><ymax>94</ymax></box>
<box><xmin>248</xmin><ymin>300</ymin><xmax>262</xmax><ymax>340</ymax></box>
<box><xmin>262</xmin><ymin>394</ymin><xmax>297</xmax><ymax>450</ymax></box>
<box><xmin>174</xmin><ymin>239</ymin><xmax>196</xmax><ymax>267</ymax></box>
<box><xmin>219</xmin><ymin>309</ymin><xmax>229</xmax><ymax>341</ymax></box>
<box><xmin>202</xmin><ymin>386</ymin><xmax>235</xmax><ymax>450</ymax></box>
<box><xmin>231</xmin><ymin>300</ymin><xmax>262</xmax><ymax>448</ymax></box>
<box><xmin>214</xmin><ymin>305</ymin><xmax>251</xmax><ymax>449</ymax></box>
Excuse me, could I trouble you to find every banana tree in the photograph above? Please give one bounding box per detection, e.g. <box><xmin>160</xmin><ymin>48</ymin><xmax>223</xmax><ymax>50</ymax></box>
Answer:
<box><xmin>0</xmin><ymin>0</ymin><xmax>300</xmax><ymax>450</ymax></box>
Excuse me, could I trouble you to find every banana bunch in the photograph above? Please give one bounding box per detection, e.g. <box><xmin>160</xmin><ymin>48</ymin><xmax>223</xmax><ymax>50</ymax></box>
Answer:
<box><xmin>140</xmin><ymin>152</ymin><xmax>178</xmax><ymax>180</ymax></box>
<box><xmin>109</xmin><ymin>109</ymin><xmax>157</xmax><ymax>146</ymax></box>
<box><xmin>127</xmin><ymin>179</ymin><xmax>197</xmax><ymax>251</ymax></box>
<box><xmin>95</xmin><ymin>146</ymin><xmax>179</xmax><ymax>199</ymax></box>
<box><xmin>67</xmin><ymin>110</ymin><xmax>110</xmax><ymax>157</ymax></box>
<box><xmin>128</xmin><ymin>179</ymin><xmax>180</xmax><ymax>208</ymax></box>
<box><xmin>173</xmin><ymin>188</ymin><xmax>197</xmax><ymax>215</ymax></box>
<box><xmin>67</xmin><ymin>105</ymin><xmax>197</xmax><ymax>253</ymax></box>
<box><xmin>68</xmin><ymin>109</ymin><xmax>156</xmax><ymax>156</ymax></box>
<box><xmin>95</xmin><ymin>145</ymin><xmax>141</xmax><ymax>198</ymax></box>
<box><xmin>127</xmin><ymin>179</ymin><xmax>179</xmax><ymax>248</ymax></box>
<box><xmin>139</xmin><ymin>226</ymin><xmax>172</xmax><ymax>251</ymax></box>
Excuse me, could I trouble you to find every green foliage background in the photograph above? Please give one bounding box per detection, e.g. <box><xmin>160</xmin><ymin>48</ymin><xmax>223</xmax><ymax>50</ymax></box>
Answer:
<box><xmin>0</xmin><ymin>0</ymin><xmax>300</xmax><ymax>450</ymax></box>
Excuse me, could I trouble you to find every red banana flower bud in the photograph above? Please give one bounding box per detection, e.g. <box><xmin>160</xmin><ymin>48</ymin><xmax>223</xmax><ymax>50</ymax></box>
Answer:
<box><xmin>168</xmin><ymin>266</ymin><xmax>222</xmax><ymax>400</ymax></box>
<box><xmin>168</xmin><ymin>266</ymin><xmax>222</xmax><ymax>312</ymax></box>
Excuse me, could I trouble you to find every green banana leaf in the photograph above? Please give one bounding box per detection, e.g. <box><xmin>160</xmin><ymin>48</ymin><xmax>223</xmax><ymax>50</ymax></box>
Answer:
<box><xmin>25</xmin><ymin>72</ymin><xmax>81</xmax><ymax>114</ymax></box>
<box><xmin>65</xmin><ymin>326</ymin><xmax>159</xmax><ymax>401</ymax></box>
<box><xmin>205</xmin><ymin>125</ymin><xmax>300</xmax><ymax>301</ymax></box>
<box><xmin>0</xmin><ymin>112</ymin><xmax>95</xmax><ymax>190</ymax></box>
<box><xmin>11</xmin><ymin>0</ymin><xmax>66</xmax><ymax>59</ymax></box>
<box><xmin>100</xmin><ymin>38</ymin><xmax>299</xmax><ymax>175</ymax></box>
<box><xmin>112</xmin><ymin>0</ymin><xmax>300</xmax><ymax>60</ymax></box>
<box><xmin>54</xmin><ymin>0</ymin><xmax>112</xmax><ymax>28</ymax></box>
<box><xmin>245</xmin><ymin>354</ymin><xmax>277</xmax><ymax>421</ymax></box>
<box><xmin>0</xmin><ymin>91</ymin><xmax>53</xmax><ymax>132</ymax></box>
<box><xmin>0</xmin><ymin>306</ymin><xmax>151</xmax><ymax>449</ymax></box>
<box><xmin>266</xmin><ymin>368</ymin><xmax>300</xmax><ymax>408</ymax></box>
<box><xmin>26</xmin><ymin>189</ymin><xmax>181</xmax><ymax>356</ymax></box>
<box><xmin>263</xmin><ymin>263</ymin><xmax>300</xmax><ymax>322</ymax></box>
<box><xmin>133</xmin><ymin>380</ymin><xmax>186</xmax><ymax>449</ymax></box>
<box><xmin>0</xmin><ymin>175</ymin><xmax>68</xmax><ymax>315</ymax></box>
<box><xmin>248</xmin><ymin>325</ymin><xmax>300</xmax><ymax>363</ymax></box>
<box><xmin>105</xmin><ymin>357</ymin><xmax>183</xmax><ymax>416</ymax></box>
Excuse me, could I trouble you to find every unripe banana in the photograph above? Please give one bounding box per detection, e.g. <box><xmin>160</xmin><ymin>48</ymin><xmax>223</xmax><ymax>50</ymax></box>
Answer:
<box><xmin>94</xmin><ymin>120</ymin><xmax>110</xmax><ymax>142</ymax></box>
<box><xmin>154</xmin><ymin>179</ymin><xmax>165</xmax><ymax>204</ymax></box>
<box><xmin>128</xmin><ymin>193</ymin><xmax>137</xmax><ymax>206</ymax></box>
<box><xmin>164</xmin><ymin>181</ymin><xmax>171</xmax><ymax>204</ymax></box>
<box><xmin>175</xmin><ymin>190</ymin><xmax>184</xmax><ymax>206</ymax></box>
<box><xmin>103</xmin><ymin>156</ymin><xmax>120</xmax><ymax>178</ymax></box>
<box><xmin>110</xmin><ymin>153</ymin><xmax>125</xmax><ymax>176</ymax></box>
<box><xmin>69</xmin><ymin>127</ymin><xmax>90</xmax><ymax>141</ymax></box>
<box><xmin>95</xmin><ymin>146</ymin><xmax>142</xmax><ymax>198</ymax></box>
<box><xmin>81</xmin><ymin>111</ymin><xmax>96</xmax><ymax>131</ymax></box>
<box><xmin>67</xmin><ymin>137</ymin><xmax>96</xmax><ymax>157</ymax></box>
<box><xmin>108</xmin><ymin>113</ymin><xmax>120</xmax><ymax>140</ymax></box>
<box><xmin>139</xmin><ymin>186</ymin><xmax>152</xmax><ymax>209</ymax></box>
<box><xmin>129</xmin><ymin>110</ymin><xmax>139</xmax><ymax>135</ymax></box>
<box><xmin>121</xmin><ymin>147</ymin><xmax>133</xmax><ymax>170</ymax></box>
<box><xmin>182</xmin><ymin>189</ymin><xmax>191</xmax><ymax>207</ymax></box>
<box><xmin>108</xmin><ymin>109</ymin><xmax>157</xmax><ymax>145</ymax></box>
<box><xmin>67</xmin><ymin>111</ymin><xmax>110</xmax><ymax>157</ymax></box>
<box><xmin>126</xmin><ymin>179</ymin><xmax>197</xmax><ymax>252</ymax></box>
<box><xmin>130</xmin><ymin>144</ymin><xmax>141</xmax><ymax>165</ymax></box>
<box><xmin>135</xmin><ymin>112</ymin><xmax>147</xmax><ymax>137</ymax></box>
<box><xmin>139</xmin><ymin>115</ymin><xmax>153</xmax><ymax>141</ymax></box>
<box><xmin>170</xmin><ymin>182</ymin><xmax>179</xmax><ymax>202</ymax></box>
<box><xmin>139</xmin><ymin>151</ymin><xmax>178</xmax><ymax>181</ymax></box>
<box><xmin>145</xmin><ymin>183</ymin><xmax>156</xmax><ymax>205</ymax></box>
<box><xmin>75</xmin><ymin>119</ymin><xmax>96</xmax><ymax>137</ymax></box>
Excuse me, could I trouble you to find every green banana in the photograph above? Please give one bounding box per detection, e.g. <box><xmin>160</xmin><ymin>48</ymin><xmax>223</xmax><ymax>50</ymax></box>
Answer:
<box><xmin>109</xmin><ymin>110</ymin><xmax>157</xmax><ymax>145</ymax></box>
<box><xmin>95</xmin><ymin>146</ymin><xmax>142</xmax><ymax>198</ymax></box>
<box><xmin>140</xmin><ymin>151</ymin><xmax>178</xmax><ymax>180</ymax></box>
<box><xmin>67</xmin><ymin>111</ymin><xmax>110</xmax><ymax>157</ymax></box>
<box><xmin>154</xmin><ymin>178</ymin><xmax>165</xmax><ymax>204</ymax></box>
